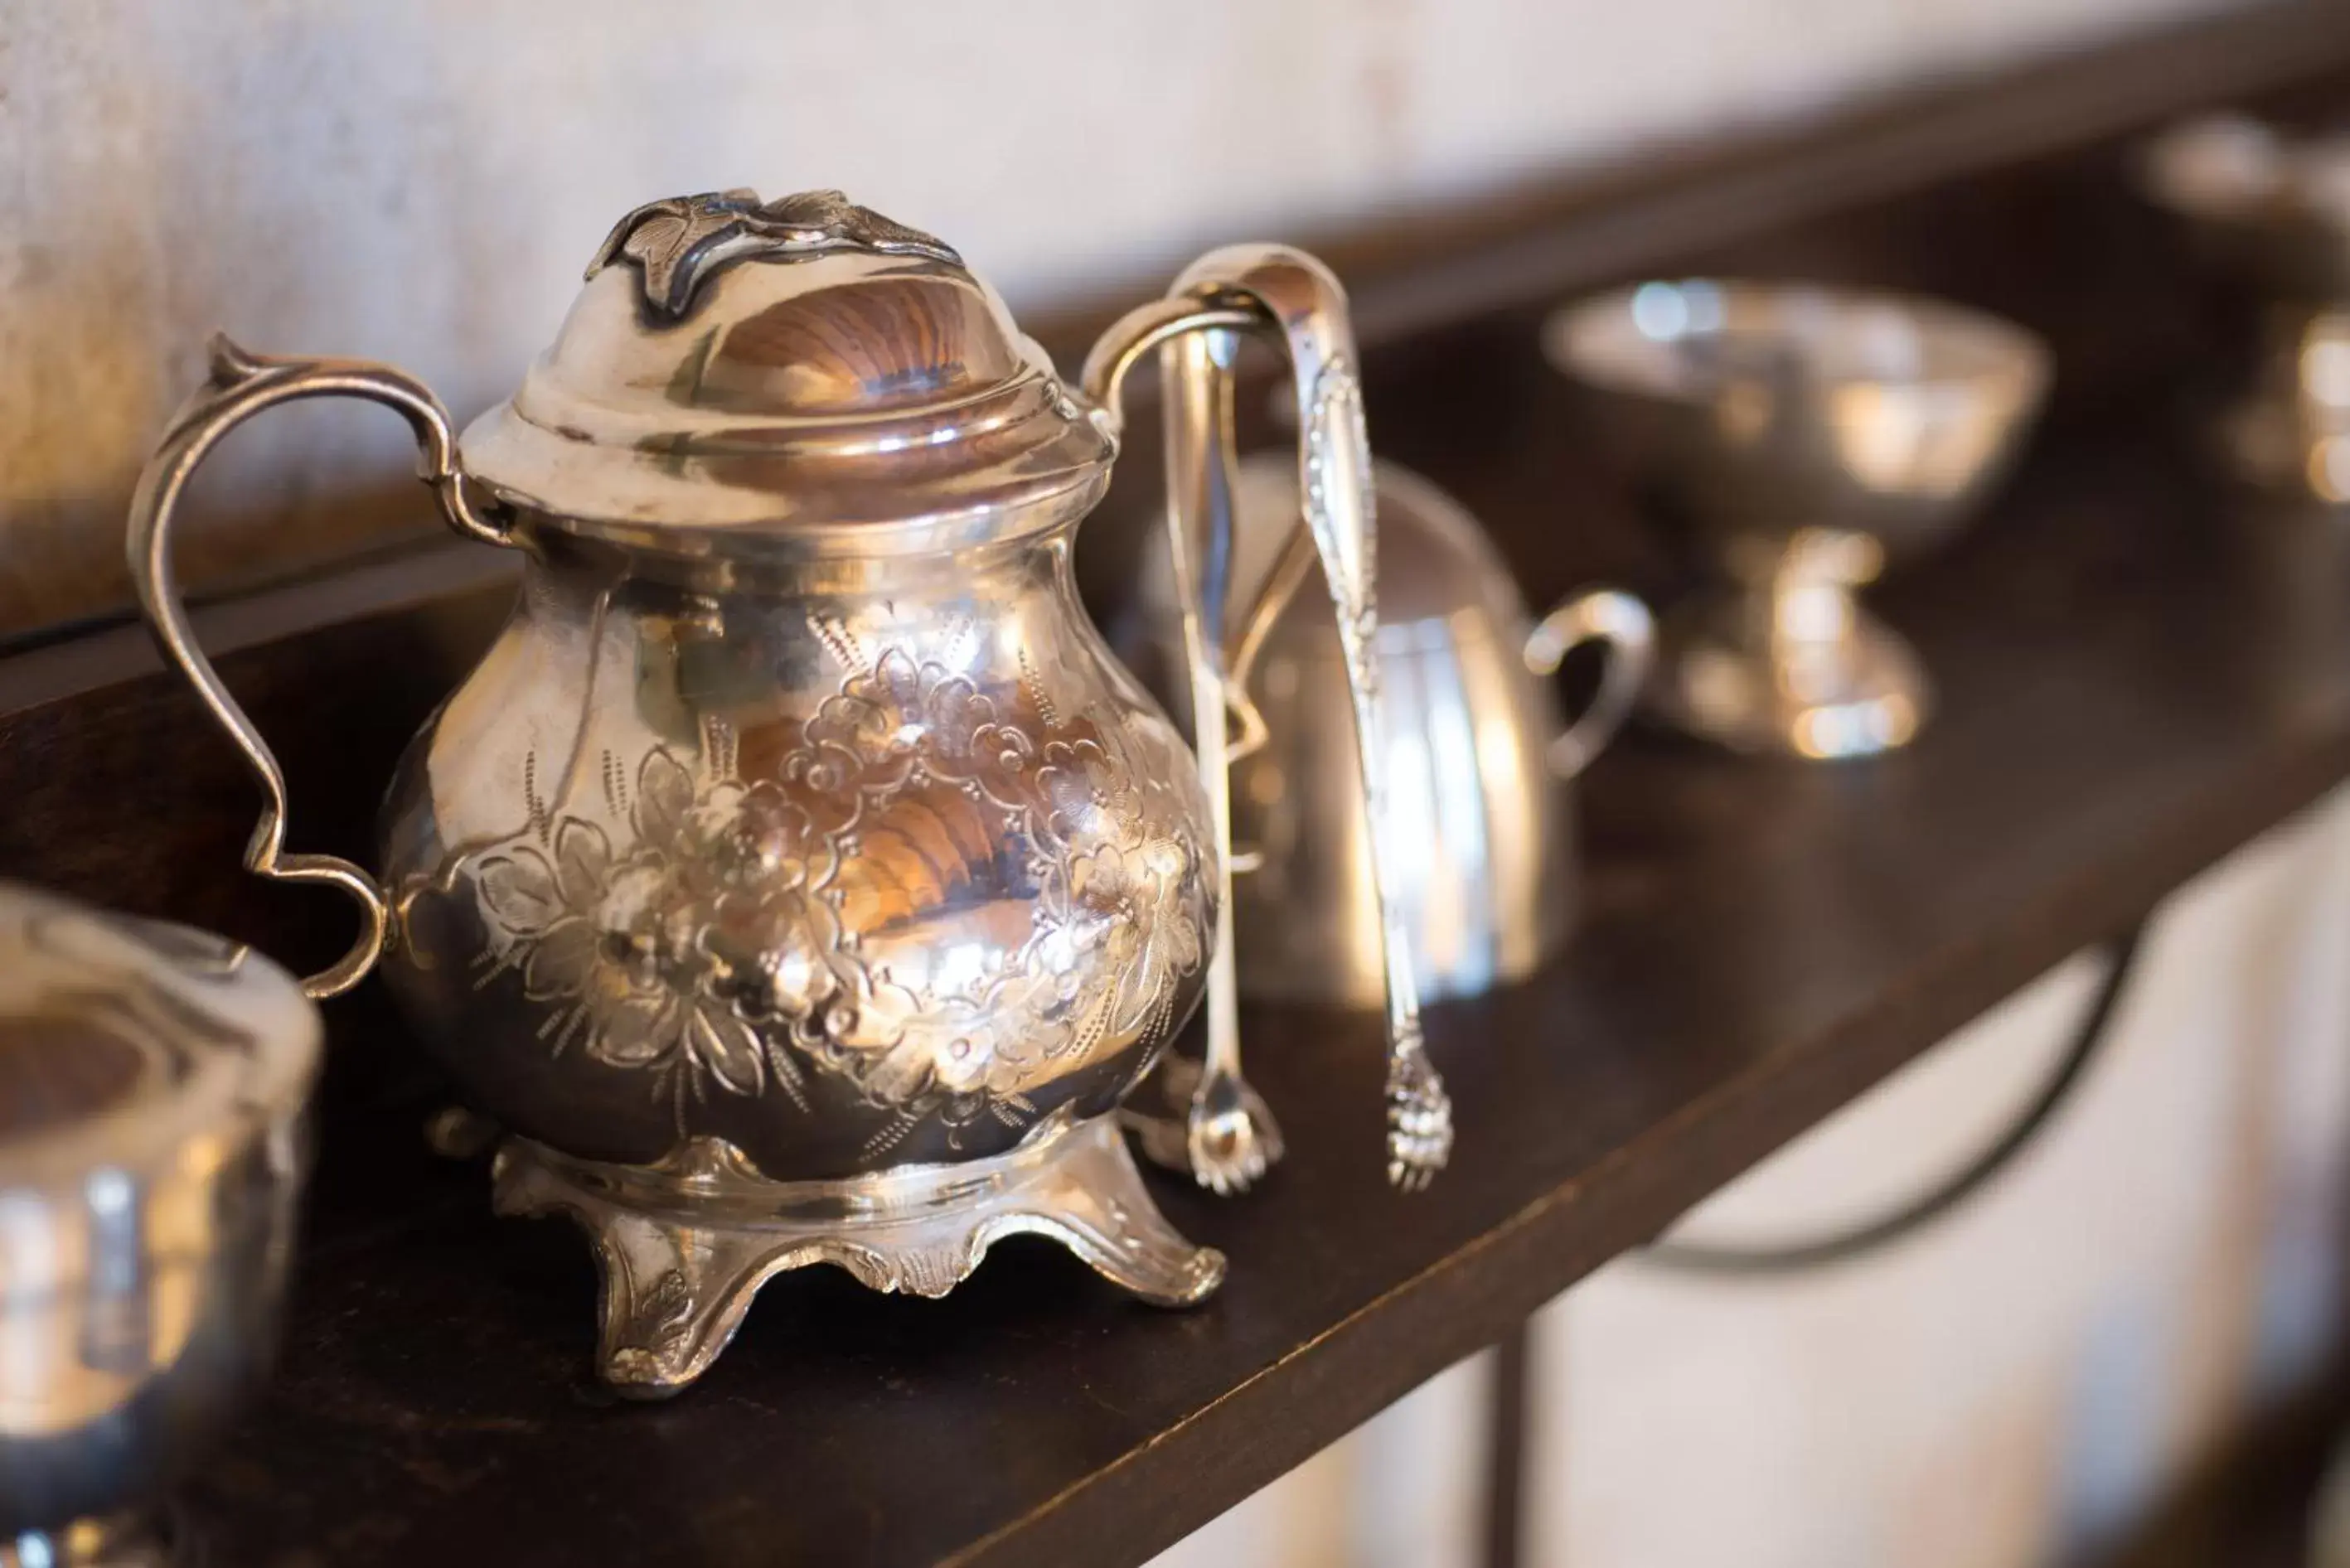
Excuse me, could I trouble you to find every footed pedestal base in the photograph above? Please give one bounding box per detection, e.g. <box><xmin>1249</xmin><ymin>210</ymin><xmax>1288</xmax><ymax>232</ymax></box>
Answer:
<box><xmin>492</xmin><ymin>1110</ymin><xmax>1223</xmax><ymax>1397</ymax></box>
<box><xmin>1653</xmin><ymin>586</ymin><xmax>1931</xmax><ymax>760</ymax></box>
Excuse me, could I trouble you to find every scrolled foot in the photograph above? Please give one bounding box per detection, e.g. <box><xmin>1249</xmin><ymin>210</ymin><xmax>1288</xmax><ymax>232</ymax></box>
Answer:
<box><xmin>1016</xmin><ymin>1120</ymin><xmax>1225</xmax><ymax>1304</ymax></box>
<box><xmin>494</xmin><ymin>1143</ymin><xmax>771</xmax><ymax>1397</ymax></box>
<box><xmin>491</xmin><ymin>1117</ymin><xmax>1223</xmax><ymax>1395</ymax></box>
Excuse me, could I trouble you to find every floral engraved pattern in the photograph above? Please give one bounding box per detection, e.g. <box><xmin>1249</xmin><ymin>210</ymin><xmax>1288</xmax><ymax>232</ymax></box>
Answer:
<box><xmin>1303</xmin><ymin>357</ymin><xmax>1379</xmax><ymax>649</ymax></box>
<box><xmin>457</xmin><ymin>643</ymin><xmax>1211</xmax><ymax>1153</ymax></box>
<box><xmin>471</xmin><ymin>748</ymin><xmax>819</xmax><ymax>1112</ymax></box>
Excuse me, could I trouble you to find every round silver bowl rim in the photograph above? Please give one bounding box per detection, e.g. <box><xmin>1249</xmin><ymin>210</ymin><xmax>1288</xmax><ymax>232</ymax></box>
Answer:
<box><xmin>0</xmin><ymin>882</ymin><xmax>320</xmax><ymax>1191</ymax></box>
<box><xmin>2140</xmin><ymin>112</ymin><xmax>2350</xmax><ymax>230</ymax></box>
<box><xmin>1541</xmin><ymin>278</ymin><xmax>2052</xmax><ymax>409</ymax></box>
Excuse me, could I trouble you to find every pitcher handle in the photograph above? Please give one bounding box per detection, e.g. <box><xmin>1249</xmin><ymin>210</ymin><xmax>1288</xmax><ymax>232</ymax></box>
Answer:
<box><xmin>125</xmin><ymin>335</ymin><xmax>515</xmax><ymax>999</ymax></box>
<box><xmin>1523</xmin><ymin>588</ymin><xmax>1655</xmax><ymax>781</ymax></box>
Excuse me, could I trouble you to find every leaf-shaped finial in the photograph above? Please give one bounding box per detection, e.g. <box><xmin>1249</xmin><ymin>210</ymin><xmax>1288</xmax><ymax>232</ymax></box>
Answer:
<box><xmin>588</xmin><ymin>189</ymin><xmax>962</xmax><ymax>319</ymax></box>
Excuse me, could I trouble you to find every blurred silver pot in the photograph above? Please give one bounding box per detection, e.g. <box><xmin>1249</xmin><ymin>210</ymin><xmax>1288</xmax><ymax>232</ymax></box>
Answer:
<box><xmin>1133</xmin><ymin>457</ymin><xmax>1650</xmax><ymax>1005</ymax></box>
<box><xmin>0</xmin><ymin>883</ymin><xmax>319</xmax><ymax>1564</ymax></box>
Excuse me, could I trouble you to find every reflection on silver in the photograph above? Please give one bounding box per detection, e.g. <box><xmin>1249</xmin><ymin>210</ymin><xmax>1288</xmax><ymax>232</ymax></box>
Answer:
<box><xmin>2144</xmin><ymin>115</ymin><xmax>2350</xmax><ymax>502</ymax></box>
<box><xmin>1546</xmin><ymin>280</ymin><xmax>2048</xmax><ymax>759</ymax></box>
<box><xmin>1131</xmin><ymin>459</ymin><xmax>1650</xmax><ymax>1004</ymax></box>
<box><xmin>0</xmin><ymin>883</ymin><xmax>318</xmax><ymax>1561</ymax></box>
<box><xmin>1153</xmin><ymin>322</ymin><xmax>1283</xmax><ymax>1196</ymax></box>
<box><xmin>127</xmin><ymin>191</ymin><xmax>1419</xmax><ymax>1391</ymax></box>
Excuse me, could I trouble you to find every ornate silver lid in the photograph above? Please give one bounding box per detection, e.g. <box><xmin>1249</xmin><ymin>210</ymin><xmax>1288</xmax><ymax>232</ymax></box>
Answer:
<box><xmin>459</xmin><ymin>189</ymin><xmax>1113</xmax><ymax>554</ymax></box>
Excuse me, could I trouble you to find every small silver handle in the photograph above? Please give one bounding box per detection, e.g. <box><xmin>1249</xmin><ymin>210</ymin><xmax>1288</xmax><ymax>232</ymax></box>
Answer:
<box><xmin>125</xmin><ymin>335</ymin><xmax>516</xmax><ymax>999</ymax></box>
<box><xmin>1523</xmin><ymin>588</ymin><xmax>1655</xmax><ymax>781</ymax></box>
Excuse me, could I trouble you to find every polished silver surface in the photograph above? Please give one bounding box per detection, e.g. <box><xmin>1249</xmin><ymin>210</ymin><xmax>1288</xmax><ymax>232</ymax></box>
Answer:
<box><xmin>127</xmin><ymin>337</ymin><xmax>511</xmax><ymax>1000</ymax></box>
<box><xmin>1175</xmin><ymin>248</ymin><xmax>1451</xmax><ymax>1190</ymax></box>
<box><xmin>1131</xmin><ymin>458</ymin><xmax>1650</xmax><ymax>1004</ymax></box>
<box><xmin>1547</xmin><ymin>279</ymin><xmax>2048</xmax><ymax>759</ymax></box>
<box><xmin>2144</xmin><ymin>115</ymin><xmax>2350</xmax><ymax>501</ymax></box>
<box><xmin>1156</xmin><ymin>324</ymin><xmax>1282</xmax><ymax>1195</ymax></box>
<box><xmin>1083</xmin><ymin>259</ymin><xmax>1454</xmax><ymax>1193</ymax></box>
<box><xmin>0</xmin><ymin>883</ymin><xmax>318</xmax><ymax>1557</ymax></box>
<box><xmin>1092</xmin><ymin>253</ymin><xmax>1451</xmax><ymax>1191</ymax></box>
<box><xmin>128</xmin><ymin>190</ymin><xmax>1421</xmax><ymax>1390</ymax></box>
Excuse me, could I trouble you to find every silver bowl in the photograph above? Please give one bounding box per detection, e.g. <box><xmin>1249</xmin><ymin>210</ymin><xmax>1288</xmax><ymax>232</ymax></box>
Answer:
<box><xmin>2144</xmin><ymin>114</ymin><xmax>2350</xmax><ymax>299</ymax></box>
<box><xmin>0</xmin><ymin>884</ymin><xmax>319</xmax><ymax>1562</ymax></box>
<box><xmin>2144</xmin><ymin>114</ymin><xmax>2350</xmax><ymax>500</ymax></box>
<box><xmin>1545</xmin><ymin>279</ymin><xmax>2049</xmax><ymax>758</ymax></box>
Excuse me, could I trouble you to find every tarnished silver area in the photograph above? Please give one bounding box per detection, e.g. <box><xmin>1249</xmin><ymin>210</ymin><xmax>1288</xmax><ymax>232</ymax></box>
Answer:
<box><xmin>128</xmin><ymin>190</ymin><xmax>1427</xmax><ymax>1389</ymax></box>
<box><xmin>1547</xmin><ymin>279</ymin><xmax>2047</xmax><ymax>759</ymax></box>
<box><xmin>0</xmin><ymin>882</ymin><xmax>318</xmax><ymax>1558</ymax></box>
<box><xmin>1130</xmin><ymin>458</ymin><xmax>1651</xmax><ymax>1006</ymax></box>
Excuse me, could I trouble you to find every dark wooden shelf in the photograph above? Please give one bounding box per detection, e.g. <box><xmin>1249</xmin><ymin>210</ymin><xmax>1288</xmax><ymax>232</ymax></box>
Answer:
<box><xmin>6</xmin><ymin>12</ymin><xmax>2350</xmax><ymax>1566</ymax></box>
<box><xmin>135</xmin><ymin>409</ymin><xmax>2350</xmax><ymax>1568</ymax></box>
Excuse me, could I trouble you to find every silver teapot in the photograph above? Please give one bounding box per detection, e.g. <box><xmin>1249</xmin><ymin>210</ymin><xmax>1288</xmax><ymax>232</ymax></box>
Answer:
<box><xmin>0</xmin><ymin>883</ymin><xmax>319</xmax><ymax>1565</ymax></box>
<box><xmin>128</xmin><ymin>190</ymin><xmax>1446</xmax><ymax>1394</ymax></box>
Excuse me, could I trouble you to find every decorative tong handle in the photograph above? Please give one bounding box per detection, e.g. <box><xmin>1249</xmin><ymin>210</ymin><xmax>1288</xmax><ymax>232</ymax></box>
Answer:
<box><xmin>1083</xmin><ymin>254</ymin><xmax>1451</xmax><ymax>1191</ymax></box>
<box><xmin>1170</xmin><ymin>248</ymin><xmax>1451</xmax><ymax>1191</ymax></box>
<box><xmin>126</xmin><ymin>336</ymin><xmax>514</xmax><ymax>999</ymax></box>
<box><xmin>1084</xmin><ymin>298</ymin><xmax>1285</xmax><ymax>1193</ymax></box>
<box><xmin>1158</xmin><ymin>324</ymin><xmax>1287</xmax><ymax>1193</ymax></box>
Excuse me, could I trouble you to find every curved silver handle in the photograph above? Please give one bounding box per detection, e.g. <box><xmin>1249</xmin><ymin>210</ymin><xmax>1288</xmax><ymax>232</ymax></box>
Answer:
<box><xmin>125</xmin><ymin>334</ymin><xmax>515</xmax><ymax>999</ymax></box>
<box><xmin>1087</xmin><ymin>297</ymin><xmax>1289</xmax><ymax>1193</ymax></box>
<box><xmin>1169</xmin><ymin>247</ymin><xmax>1450</xmax><ymax>1191</ymax></box>
<box><xmin>1523</xmin><ymin>588</ymin><xmax>1655</xmax><ymax>781</ymax></box>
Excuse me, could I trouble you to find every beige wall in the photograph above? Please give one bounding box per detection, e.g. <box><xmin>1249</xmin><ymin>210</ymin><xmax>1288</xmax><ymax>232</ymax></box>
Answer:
<box><xmin>2</xmin><ymin>0</ymin><xmax>2226</xmax><ymax>634</ymax></box>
